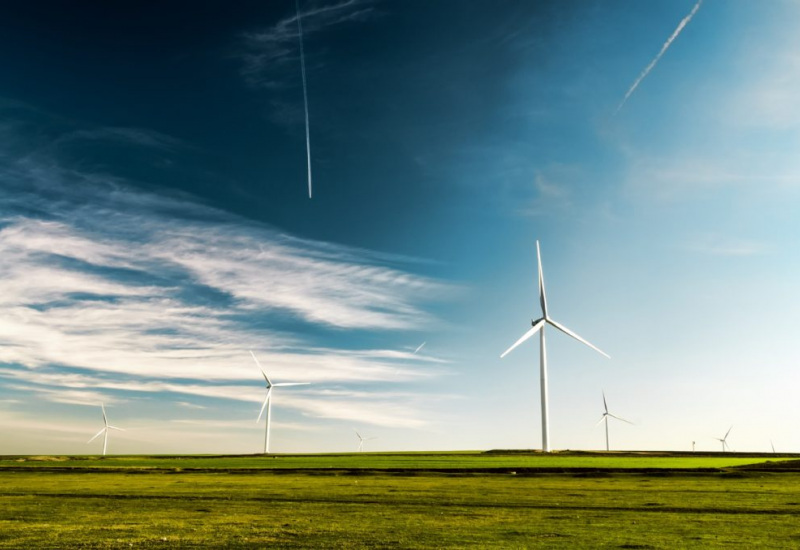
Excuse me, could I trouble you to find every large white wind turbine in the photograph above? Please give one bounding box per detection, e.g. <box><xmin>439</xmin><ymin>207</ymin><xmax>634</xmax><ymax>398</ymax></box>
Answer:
<box><xmin>596</xmin><ymin>391</ymin><xmax>632</xmax><ymax>451</ymax></box>
<box><xmin>500</xmin><ymin>240</ymin><xmax>609</xmax><ymax>453</ymax></box>
<box><xmin>250</xmin><ymin>351</ymin><xmax>309</xmax><ymax>454</ymax></box>
<box><xmin>714</xmin><ymin>426</ymin><xmax>733</xmax><ymax>452</ymax></box>
<box><xmin>87</xmin><ymin>403</ymin><xmax>124</xmax><ymax>456</ymax></box>
<box><xmin>355</xmin><ymin>430</ymin><xmax>377</xmax><ymax>452</ymax></box>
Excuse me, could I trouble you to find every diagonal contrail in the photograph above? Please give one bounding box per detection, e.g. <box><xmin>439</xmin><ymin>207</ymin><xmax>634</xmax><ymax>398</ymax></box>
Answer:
<box><xmin>296</xmin><ymin>0</ymin><xmax>313</xmax><ymax>198</ymax></box>
<box><xmin>616</xmin><ymin>0</ymin><xmax>703</xmax><ymax>113</ymax></box>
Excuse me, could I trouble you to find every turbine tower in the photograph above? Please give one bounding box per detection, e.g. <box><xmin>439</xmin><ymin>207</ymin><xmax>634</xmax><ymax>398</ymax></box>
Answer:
<box><xmin>87</xmin><ymin>403</ymin><xmax>124</xmax><ymax>456</ymax></box>
<box><xmin>714</xmin><ymin>426</ymin><xmax>733</xmax><ymax>452</ymax></box>
<box><xmin>355</xmin><ymin>430</ymin><xmax>377</xmax><ymax>452</ymax></box>
<box><xmin>250</xmin><ymin>351</ymin><xmax>309</xmax><ymax>454</ymax></box>
<box><xmin>596</xmin><ymin>391</ymin><xmax>632</xmax><ymax>451</ymax></box>
<box><xmin>500</xmin><ymin>240</ymin><xmax>609</xmax><ymax>453</ymax></box>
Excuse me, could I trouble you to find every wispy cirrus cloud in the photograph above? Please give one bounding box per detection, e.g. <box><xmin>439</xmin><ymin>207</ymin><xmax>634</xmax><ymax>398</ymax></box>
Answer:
<box><xmin>239</xmin><ymin>0</ymin><xmax>377</xmax><ymax>89</ymax></box>
<box><xmin>685</xmin><ymin>235</ymin><xmax>772</xmax><ymax>257</ymax></box>
<box><xmin>0</xmin><ymin>109</ymin><xmax>453</xmax><ymax>431</ymax></box>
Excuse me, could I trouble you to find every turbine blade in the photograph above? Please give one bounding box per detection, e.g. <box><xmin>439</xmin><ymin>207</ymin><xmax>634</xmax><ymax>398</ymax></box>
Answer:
<box><xmin>547</xmin><ymin>318</ymin><xmax>610</xmax><ymax>358</ymax></box>
<box><xmin>724</xmin><ymin>425</ymin><xmax>733</xmax><ymax>439</ymax></box>
<box><xmin>101</xmin><ymin>403</ymin><xmax>108</xmax><ymax>427</ymax></box>
<box><xmin>414</xmin><ymin>341</ymin><xmax>426</xmax><ymax>354</ymax></box>
<box><xmin>249</xmin><ymin>351</ymin><xmax>273</xmax><ymax>386</ymax></box>
<box><xmin>595</xmin><ymin>415</ymin><xmax>607</xmax><ymax>427</ymax></box>
<box><xmin>608</xmin><ymin>413</ymin><xmax>633</xmax><ymax>425</ymax></box>
<box><xmin>88</xmin><ymin>428</ymin><xmax>106</xmax><ymax>443</ymax></box>
<box><xmin>271</xmin><ymin>382</ymin><xmax>310</xmax><ymax>387</ymax></box>
<box><xmin>500</xmin><ymin>318</ymin><xmax>545</xmax><ymax>358</ymax></box>
<box><xmin>257</xmin><ymin>389</ymin><xmax>271</xmax><ymax>423</ymax></box>
<box><xmin>249</xmin><ymin>349</ymin><xmax>263</xmax><ymax>369</ymax></box>
<box><xmin>108</xmin><ymin>426</ymin><xmax>125</xmax><ymax>431</ymax></box>
<box><xmin>602</xmin><ymin>391</ymin><xmax>608</xmax><ymax>414</ymax></box>
<box><xmin>536</xmin><ymin>241</ymin><xmax>548</xmax><ymax>318</ymax></box>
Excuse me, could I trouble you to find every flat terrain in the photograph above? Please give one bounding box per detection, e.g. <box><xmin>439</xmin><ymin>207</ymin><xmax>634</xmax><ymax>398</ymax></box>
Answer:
<box><xmin>1</xmin><ymin>452</ymin><xmax>798</xmax><ymax>548</ymax></box>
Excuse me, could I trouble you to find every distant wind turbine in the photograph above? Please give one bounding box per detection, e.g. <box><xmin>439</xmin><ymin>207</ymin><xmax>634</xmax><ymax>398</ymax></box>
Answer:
<box><xmin>714</xmin><ymin>426</ymin><xmax>733</xmax><ymax>452</ymax></box>
<box><xmin>87</xmin><ymin>403</ymin><xmax>124</xmax><ymax>456</ymax></box>
<box><xmin>500</xmin><ymin>240</ymin><xmax>609</xmax><ymax>453</ymax></box>
<box><xmin>250</xmin><ymin>350</ymin><xmax>309</xmax><ymax>454</ymax></box>
<box><xmin>413</xmin><ymin>342</ymin><xmax>426</xmax><ymax>354</ymax></box>
<box><xmin>355</xmin><ymin>430</ymin><xmax>377</xmax><ymax>452</ymax></box>
<box><xmin>771</xmin><ymin>440</ymin><xmax>776</xmax><ymax>454</ymax></box>
<box><xmin>596</xmin><ymin>391</ymin><xmax>632</xmax><ymax>451</ymax></box>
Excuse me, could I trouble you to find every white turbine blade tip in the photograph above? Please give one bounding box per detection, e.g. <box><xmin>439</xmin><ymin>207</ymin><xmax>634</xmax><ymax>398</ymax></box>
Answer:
<box><xmin>500</xmin><ymin>319</ymin><xmax>545</xmax><ymax>358</ymax></box>
<box><xmin>547</xmin><ymin>319</ymin><xmax>610</xmax><ymax>358</ymax></box>
<box><xmin>272</xmin><ymin>382</ymin><xmax>310</xmax><ymax>387</ymax></box>
<box><xmin>609</xmin><ymin>413</ymin><xmax>633</xmax><ymax>425</ymax></box>
<box><xmin>88</xmin><ymin>428</ymin><xmax>106</xmax><ymax>443</ymax></box>
<box><xmin>595</xmin><ymin>416</ymin><xmax>607</xmax><ymax>427</ymax></box>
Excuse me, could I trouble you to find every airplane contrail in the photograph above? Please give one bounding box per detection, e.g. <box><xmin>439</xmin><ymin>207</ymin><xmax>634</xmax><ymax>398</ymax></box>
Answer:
<box><xmin>413</xmin><ymin>341</ymin><xmax>426</xmax><ymax>354</ymax></box>
<box><xmin>296</xmin><ymin>0</ymin><xmax>313</xmax><ymax>198</ymax></box>
<box><xmin>616</xmin><ymin>0</ymin><xmax>703</xmax><ymax>113</ymax></box>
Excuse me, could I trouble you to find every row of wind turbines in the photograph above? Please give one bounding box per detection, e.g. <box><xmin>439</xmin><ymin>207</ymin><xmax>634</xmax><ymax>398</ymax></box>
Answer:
<box><xmin>88</xmin><ymin>349</ymin><xmax>375</xmax><ymax>455</ymax></box>
<box><xmin>86</xmin><ymin>240</ymin><xmax>737</xmax><ymax>456</ymax></box>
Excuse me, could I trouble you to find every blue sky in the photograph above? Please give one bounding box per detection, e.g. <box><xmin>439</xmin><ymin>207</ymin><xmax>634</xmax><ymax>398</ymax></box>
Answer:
<box><xmin>1</xmin><ymin>0</ymin><xmax>799</xmax><ymax>455</ymax></box>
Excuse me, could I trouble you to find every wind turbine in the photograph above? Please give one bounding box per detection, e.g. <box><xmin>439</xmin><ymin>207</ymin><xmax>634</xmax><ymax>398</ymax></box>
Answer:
<box><xmin>87</xmin><ymin>403</ymin><xmax>124</xmax><ymax>456</ymax></box>
<box><xmin>596</xmin><ymin>391</ymin><xmax>632</xmax><ymax>451</ymax></box>
<box><xmin>250</xmin><ymin>351</ymin><xmax>309</xmax><ymax>454</ymax></box>
<box><xmin>714</xmin><ymin>426</ymin><xmax>733</xmax><ymax>452</ymax></box>
<box><xmin>500</xmin><ymin>240</ymin><xmax>609</xmax><ymax>452</ymax></box>
<box><xmin>355</xmin><ymin>430</ymin><xmax>377</xmax><ymax>452</ymax></box>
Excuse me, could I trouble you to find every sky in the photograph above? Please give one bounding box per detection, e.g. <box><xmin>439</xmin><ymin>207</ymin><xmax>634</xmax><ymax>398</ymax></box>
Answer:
<box><xmin>1</xmin><ymin>0</ymin><xmax>799</xmax><ymax>455</ymax></box>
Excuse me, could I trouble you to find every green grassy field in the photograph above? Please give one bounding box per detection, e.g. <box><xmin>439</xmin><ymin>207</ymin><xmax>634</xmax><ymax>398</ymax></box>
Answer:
<box><xmin>0</xmin><ymin>450</ymin><xmax>791</xmax><ymax>471</ymax></box>
<box><xmin>1</xmin><ymin>452</ymin><xmax>798</xmax><ymax>548</ymax></box>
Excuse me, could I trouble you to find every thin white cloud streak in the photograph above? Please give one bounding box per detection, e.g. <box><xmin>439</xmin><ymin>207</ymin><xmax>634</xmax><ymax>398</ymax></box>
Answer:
<box><xmin>686</xmin><ymin>236</ymin><xmax>771</xmax><ymax>257</ymax></box>
<box><xmin>616</xmin><ymin>0</ymin><xmax>703</xmax><ymax>113</ymax></box>
<box><xmin>4</xmin><ymin>384</ymin><xmax>116</xmax><ymax>408</ymax></box>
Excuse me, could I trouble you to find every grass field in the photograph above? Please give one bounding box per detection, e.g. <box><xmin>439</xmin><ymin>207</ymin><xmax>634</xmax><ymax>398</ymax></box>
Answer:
<box><xmin>1</xmin><ymin>451</ymin><xmax>798</xmax><ymax>548</ymax></box>
<box><xmin>0</xmin><ymin>450</ymin><xmax>791</xmax><ymax>471</ymax></box>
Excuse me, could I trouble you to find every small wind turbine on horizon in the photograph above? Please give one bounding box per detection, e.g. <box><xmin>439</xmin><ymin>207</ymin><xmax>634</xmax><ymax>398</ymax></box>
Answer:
<box><xmin>87</xmin><ymin>403</ymin><xmax>124</xmax><ymax>456</ymax></box>
<box><xmin>500</xmin><ymin>240</ymin><xmax>609</xmax><ymax>453</ymax></box>
<box><xmin>250</xmin><ymin>350</ymin><xmax>309</xmax><ymax>454</ymax></box>
<box><xmin>596</xmin><ymin>391</ymin><xmax>632</xmax><ymax>451</ymax></box>
<box><xmin>355</xmin><ymin>430</ymin><xmax>377</xmax><ymax>452</ymax></box>
<box><xmin>714</xmin><ymin>426</ymin><xmax>733</xmax><ymax>452</ymax></box>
